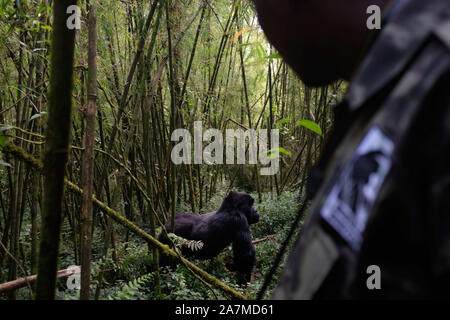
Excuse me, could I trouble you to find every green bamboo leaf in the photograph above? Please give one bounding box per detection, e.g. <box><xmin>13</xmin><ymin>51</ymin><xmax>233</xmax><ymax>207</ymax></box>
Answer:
<box><xmin>277</xmin><ymin>118</ymin><xmax>290</xmax><ymax>125</ymax></box>
<box><xmin>268</xmin><ymin>147</ymin><xmax>291</xmax><ymax>159</ymax></box>
<box><xmin>266</xmin><ymin>53</ymin><xmax>282</xmax><ymax>59</ymax></box>
<box><xmin>41</xmin><ymin>25</ymin><xmax>53</xmax><ymax>31</ymax></box>
<box><xmin>296</xmin><ymin>120</ymin><xmax>323</xmax><ymax>136</ymax></box>
<box><xmin>278</xmin><ymin>147</ymin><xmax>291</xmax><ymax>157</ymax></box>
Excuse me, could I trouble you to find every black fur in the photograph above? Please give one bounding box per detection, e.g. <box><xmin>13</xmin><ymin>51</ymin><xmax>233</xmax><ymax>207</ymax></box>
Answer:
<box><xmin>158</xmin><ymin>191</ymin><xmax>259</xmax><ymax>283</ymax></box>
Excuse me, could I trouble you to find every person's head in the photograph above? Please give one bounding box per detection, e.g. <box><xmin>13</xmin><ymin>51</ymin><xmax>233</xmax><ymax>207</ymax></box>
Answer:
<box><xmin>252</xmin><ymin>0</ymin><xmax>390</xmax><ymax>86</ymax></box>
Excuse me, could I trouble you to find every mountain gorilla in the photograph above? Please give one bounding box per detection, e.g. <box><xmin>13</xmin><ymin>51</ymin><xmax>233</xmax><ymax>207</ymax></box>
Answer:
<box><xmin>158</xmin><ymin>191</ymin><xmax>260</xmax><ymax>283</ymax></box>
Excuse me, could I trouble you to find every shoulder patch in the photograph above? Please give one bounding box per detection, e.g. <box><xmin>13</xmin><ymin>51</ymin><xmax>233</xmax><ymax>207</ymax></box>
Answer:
<box><xmin>320</xmin><ymin>127</ymin><xmax>394</xmax><ymax>251</ymax></box>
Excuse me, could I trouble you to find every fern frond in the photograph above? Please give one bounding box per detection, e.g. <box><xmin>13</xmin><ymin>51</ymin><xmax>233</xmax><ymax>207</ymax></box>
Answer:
<box><xmin>167</xmin><ymin>233</ymin><xmax>205</xmax><ymax>252</ymax></box>
<box><xmin>109</xmin><ymin>273</ymin><xmax>154</xmax><ymax>300</ymax></box>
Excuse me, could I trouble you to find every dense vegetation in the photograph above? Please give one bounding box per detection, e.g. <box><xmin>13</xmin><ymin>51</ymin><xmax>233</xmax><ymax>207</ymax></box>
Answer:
<box><xmin>53</xmin><ymin>191</ymin><xmax>301</xmax><ymax>300</ymax></box>
<box><xmin>0</xmin><ymin>0</ymin><xmax>343</xmax><ymax>299</ymax></box>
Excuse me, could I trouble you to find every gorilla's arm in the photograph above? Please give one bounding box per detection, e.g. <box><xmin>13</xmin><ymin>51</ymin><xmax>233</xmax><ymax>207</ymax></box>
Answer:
<box><xmin>227</xmin><ymin>223</ymin><xmax>256</xmax><ymax>282</ymax></box>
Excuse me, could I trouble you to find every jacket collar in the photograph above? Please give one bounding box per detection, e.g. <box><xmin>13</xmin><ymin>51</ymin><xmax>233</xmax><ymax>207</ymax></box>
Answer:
<box><xmin>345</xmin><ymin>0</ymin><xmax>450</xmax><ymax>110</ymax></box>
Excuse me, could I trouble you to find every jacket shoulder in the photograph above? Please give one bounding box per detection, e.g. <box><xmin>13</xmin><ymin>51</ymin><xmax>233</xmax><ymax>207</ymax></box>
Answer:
<box><xmin>434</xmin><ymin>18</ymin><xmax>450</xmax><ymax>51</ymax></box>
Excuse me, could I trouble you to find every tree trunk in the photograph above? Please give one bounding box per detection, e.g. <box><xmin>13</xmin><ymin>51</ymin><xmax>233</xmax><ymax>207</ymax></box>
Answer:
<box><xmin>35</xmin><ymin>0</ymin><xmax>78</xmax><ymax>300</ymax></box>
<box><xmin>80</xmin><ymin>0</ymin><xmax>98</xmax><ymax>300</ymax></box>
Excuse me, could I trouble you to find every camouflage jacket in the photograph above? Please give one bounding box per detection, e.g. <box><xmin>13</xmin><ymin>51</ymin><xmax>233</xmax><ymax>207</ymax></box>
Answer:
<box><xmin>273</xmin><ymin>0</ymin><xmax>450</xmax><ymax>299</ymax></box>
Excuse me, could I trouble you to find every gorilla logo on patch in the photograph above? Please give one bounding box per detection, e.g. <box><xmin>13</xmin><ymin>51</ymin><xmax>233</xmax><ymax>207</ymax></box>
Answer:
<box><xmin>321</xmin><ymin>127</ymin><xmax>394</xmax><ymax>251</ymax></box>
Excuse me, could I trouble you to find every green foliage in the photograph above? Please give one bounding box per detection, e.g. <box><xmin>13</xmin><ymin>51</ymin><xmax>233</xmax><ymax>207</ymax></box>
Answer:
<box><xmin>277</xmin><ymin>118</ymin><xmax>291</xmax><ymax>126</ymax></box>
<box><xmin>266</xmin><ymin>53</ymin><xmax>282</xmax><ymax>59</ymax></box>
<box><xmin>158</xmin><ymin>266</ymin><xmax>207</xmax><ymax>300</ymax></box>
<box><xmin>108</xmin><ymin>273</ymin><xmax>154</xmax><ymax>300</ymax></box>
<box><xmin>87</xmin><ymin>191</ymin><xmax>303</xmax><ymax>300</ymax></box>
<box><xmin>0</xmin><ymin>131</ymin><xmax>7</xmax><ymax>150</ymax></box>
<box><xmin>0</xmin><ymin>131</ymin><xmax>11</xmax><ymax>167</ymax></box>
<box><xmin>251</xmin><ymin>191</ymin><xmax>300</xmax><ymax>238</ymax></box>
<box><xmin>296</xmin><ymin>120</ymin><xmax>323</xmax><ymax>136</ymax></box>
<box><xmin>268</xmin><ymin>147</ymin><xmax>292</xmax><ymax>159</ymax></box>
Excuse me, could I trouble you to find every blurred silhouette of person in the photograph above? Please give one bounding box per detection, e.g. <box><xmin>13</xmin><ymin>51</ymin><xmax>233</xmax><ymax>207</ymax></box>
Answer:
<box><xmin>252</xmin><ymin>0</ymin><xmax>450</xmax><ymax>298</ymax></box>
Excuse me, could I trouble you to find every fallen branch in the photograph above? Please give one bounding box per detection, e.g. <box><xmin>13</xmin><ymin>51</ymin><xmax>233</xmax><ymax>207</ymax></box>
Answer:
<box><xmin>224</xmin><ymin>235</ymin><xmax>276</xmax><ymax>253</ymax></box>
<box><xmin>253</xmin><ymin>234</ymin><xmax>276</xmax><ymax>245</ymax></box>
<box><xmin>0</xmin><ymin>266</ymin><xmax>81</xmax><ymax>295</ymax></box>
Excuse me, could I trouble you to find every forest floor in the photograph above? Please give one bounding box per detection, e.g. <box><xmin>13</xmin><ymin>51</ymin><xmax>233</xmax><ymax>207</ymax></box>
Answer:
<box><xmin>42</xmin><ymin>190</ymin><xmax>303</xmax><ymax>300</ymax></box>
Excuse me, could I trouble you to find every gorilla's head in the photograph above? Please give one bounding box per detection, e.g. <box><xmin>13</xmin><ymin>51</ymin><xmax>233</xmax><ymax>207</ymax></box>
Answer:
<box><xmin>221</xmin><ymin>191</ymin><xmax>260</xmax><ymax>225</ymax></box>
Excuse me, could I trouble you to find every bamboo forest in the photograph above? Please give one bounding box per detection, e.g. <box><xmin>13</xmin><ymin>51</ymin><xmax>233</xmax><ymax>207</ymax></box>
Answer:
<box><xmin>0</xmin><ymin>0</ymin><xmax>347</xmax><ymax>300</ymax></box>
